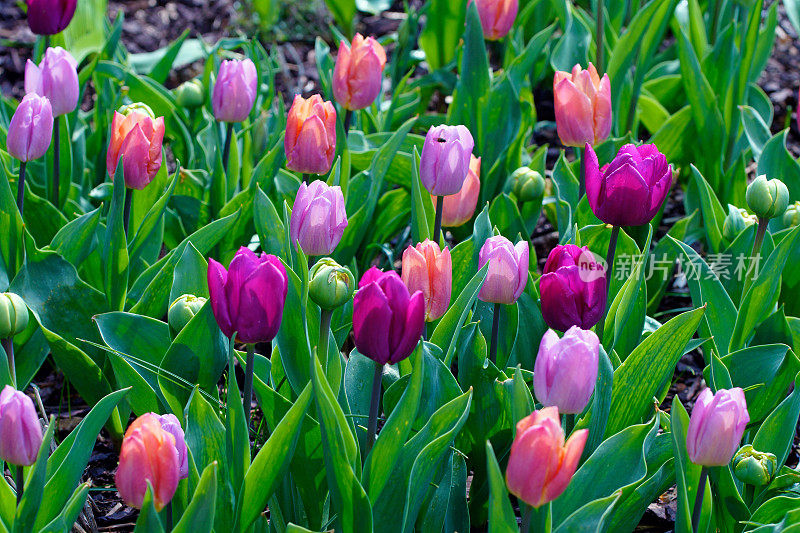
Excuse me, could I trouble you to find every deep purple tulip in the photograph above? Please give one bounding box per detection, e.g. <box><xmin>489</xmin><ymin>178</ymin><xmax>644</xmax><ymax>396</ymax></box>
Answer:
<box><xmin>26</xmin><ymin>0</ymin><xmax>77</xmax><ymax>35</ymax></box>
<box><xmin>156</xmin><ymin>413</ymin><xmax>188</xmax><ymax>480</ymax></box>
<box><xmin>25</xmin><ymin>47</ymin><xmax>79</xmax><ymax>117</ymax></box>
<box><xmin>687</xmin><ymin>388</ymin><xmax>749</xmax><ymax>466</ymax></box>
<box><xmin>534</xmin><ymin>327</ymin><xmax>599</xmax><ymax>414</ymax></box>
<box><xmin>7</xmin><ymin>93</ymin><xmax>53</xmax><ymax>163</ymax></box>
<box><xmin>584</xmin><ymin>142</ymin><xmax>672</xmax><ymax>227</ymax></box>
<box><xmin>207</xmin><ymin>247</ymin><xmax>288</xmax><ymax>344</ymax></box>
<box><xmin>289</xmin><ymin>181</ymin><xmax>348</xmax><ymax>256</ymax></box>
<box><xmin>212</xmin><ymin>59</ymin><xmax>258</xmax><ymax>123</ymax></box>
<box><xmin>0</xmin><ymin>386</ymin><xmax>43</xmax><ymax>466</ymax></box>
<box><xmin>353</xmin><ymin>268</ymin><xmax>425</xmax><ymax>365</ymax></box>
<box><xmin>539</xmin><ymin>244</ymin><xmax>606</xmax><ymax>331</ymax></box>
<box><xmin>420</xmin><ymin>124</ymin><xmax>475</xmax><ymax>196</ymax></box>
<box><xmin>478</xmin><ymin>236</ymin><xmax>529</xmax><ymax>305</ymax></box>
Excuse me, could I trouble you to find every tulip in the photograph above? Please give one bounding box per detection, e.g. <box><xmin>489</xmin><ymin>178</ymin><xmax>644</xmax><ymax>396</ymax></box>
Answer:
<box><xmin>309</xmin><ymin>258</ymin><xmax>355</xmax><ymax>311</ymax></box>
<box><xmin>401</xmin><ymin>239</ymin><xmax>452</xmax><ymax>322</ymax></box>
<box><xmin>155</xmin><ymin>414</ymin><xmax>188</xmax><ymax>480</ymax></box>
<box><xmin>26</xmin><ymin>0</ymin><xmax>77</xmax><ymax>35</ymax></box>
<box><xmin>207</xmin><ymin>247</ymin><xmax>288</xmax><ymax>344</ymax></box>
<box><xmin>435</xmin><ymin>155</ymin><xmax>481</xmax><ymax>228</ymax></box>
<box><xmin>0</xmin><ymin>386</ymin><xmax>42</xmax><ymax>466</ymax></box>
<box><xmin>534</xmin><ymin>327</ymin><xmax>599</xmax><ymax>414</ymax></box>
<box><xmin>553</xmin><ymin>63</ymin><xmax>611</xmax><ymax>147</ymax></box>
<box><xmin>722</xmin><ymin>205</ymin><xmax>757</xmax><ymax>244</ymax></box>
<box><xmin>470</xmin><ymin>0</ymin><xmax>518</xmax><ymax>40</ymax></box>
<box><xmin>289</xmin><ymin>181</ymin><xmax>348</xmax><ymax>256</ymax></box>
<box><xmin>746</xmin><ymin>175</ymin><xmax>789</xmax><ymax>221</ymax></box>
<box><xmin>285</xmin><ymin>94</ymin><xmax>337</xmax><ymax>175</ymax></box>
<box><xmin>733</xmin><ymin>445</ymin><xmax>776</xmax><ymax>486</ymax></box>
<box><xmin>420</xmin><ymin>125</ymin><xmax>475</xmax><ymax>197</ymax></box>
<box><xmin>106</xmin><ymin>104</ymin><xmax>165</xmax><ymax>191</ymax></box>
<box><xmin>25</xmin><ymin>47</ymin><xmax>78</xmax><ymax>118</ymax></box>
<box><xmin>0</xmin><ymin>293</ymin><xmax>28</xmax><ymax>340</ymax></box>
<box><xmin>168</xmin><ymin>294</ymin><xmax>206</xmax><ymax>333</ymax></box>
<box><xmin>174</xmin><ymin>79</ymin><xmax>205</xmax><ymax>109</ymax></box>
<box><xmin>510</xmin><ymin>166</ymin><xmax>545</xmax><ymax>204</ymax></box>
<box><xmin>539</xmin><ymin>244</ymin><xmax>606</xmax><ymax>332</ymax></box>
<box><xmin>212</xmin><ymin>59</ymin><xmax>258</xmax><ymax>123</ymax></box>
<box><xmin>584</xmin><ymin>142</ymin><xmax>672</xmax><ymax>227</ymax></box>
<box><xmin>686</xmin><ymin>387</ymin><xmax>749</xmax><ymax>467</ymax></box>
<box><xmin>506</xmin><ymin>407</ymin><xmax>588</xmax><ymax>508</ymax></box>
<box><xmin>116</xmin><ymin>413</ymin><xmax>180</xmax><ymax>511</ymax></box>
<box><xmin>7</xmin><ymin>93</ymin><xmax>53</xmax><ymax>163</ymax></box>
<box><xmin>333</xmin><ymin>34</ymin><xmax>387</xmax><ymax>111</ymax></box>
<box><xmin>783</xmin><ymin>201</ymin><xmax>800</xmax><ymax>228</ymax></box>
<box><xmin>478</xmin><ymin>236</ymin><xmax>529</xmax><ymax>305</ymax></box>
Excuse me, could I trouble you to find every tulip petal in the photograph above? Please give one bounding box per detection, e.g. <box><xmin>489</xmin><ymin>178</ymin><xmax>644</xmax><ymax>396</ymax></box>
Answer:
<box><xmin>353</xmin><ymin>281</ymin><xmax>393</xmax><ymax>364</ymax></box>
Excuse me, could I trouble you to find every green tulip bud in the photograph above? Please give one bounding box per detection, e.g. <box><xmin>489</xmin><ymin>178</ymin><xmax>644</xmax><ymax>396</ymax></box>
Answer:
<box><xmin>510</xmin><ymin>167</ymin><xmax>545</xmax><ymax>203</ymax></box>
<box><xmin>782</xmin><ymin>201</ymin><xmax>800</xmax><ymax>228</ymax></box>
<box><xmin>119</xmin><ymin>102</ymin><xmax>156</xmax><ymax>119</ymax></box>
<box><xmin>722</xmin><ymin>205</ymin><xmax>757</xmax><ymax>242</ymax></box>
<box><xmin>746</xmin><ymin>175</ymin><xmax>790</xmax><ymax>220</ymax></box>
<box><xmin>733</xmin><ymin>445</ymin><xmax>777</xmax><ymax>486</ymax></box>
<box><xmin>174</xmin><ymin>79</ymin><xmax>205</xmax><ymax>109</ymax></box>
<box><xmin>309</xmin><ymin>258</ymin><xmax>355</xmax><ymax>311</ymax></box>
<box><xmin>168</xmin><ymin>294</ymin><xmax>207</xmax><ymax>333</ymax></box>
<box><xmin>0</xmin><ymin>293</ymin><xmax>28</xmax><ymax>339</ymax></box>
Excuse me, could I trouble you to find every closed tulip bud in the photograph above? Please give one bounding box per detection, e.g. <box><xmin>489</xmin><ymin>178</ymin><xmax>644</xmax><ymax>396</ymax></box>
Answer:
<box><xmin>289</xmin><ymin>181</ymin><xmax>348</xmax><ymax>255</ymax></box>
<box><xmin>783</xmin><ymin>201</ymin><xmax>800</xmax><ymax>228</ymax></box>
<box><xmin>733</xmin><ymin>445</ymin><xmax>776</xmax><ymax>486</ymax></box>
<box><xmin>511</xmin><ymin>166</ymin><xmax>545</xmax><ymax>203</ymax></box>
<box><xmin>506</xmin><ymin>407</ymin><xmax>588</xmax><ymax>508</ymax></box>
<box><xmin>26</xmin><ymin>0</ymin><xmax>77</xmax><ymax>35</ymax></box>
<box><xmin>333</xmin><ymin>34</ymin><xmax>387</xmax><ymax>111</ymax></box>
<box><xmin>168</xmin><ymin>294</ymin><xmax>206</xmax><ymax>333</ymax></box>
<box><xmin>0</xmin><ymin>293</ymin><xmax>28</xmax><ymax>339</ymax></box>
<box><xmin>722</xmin><ymin>205</ymin><xmax>757</xmax><ymax>242</ymax></box>
<box><xmin>470</xmin><ymin>0</ymin><xmax>518</xmax><ymax>40</ymax></box>
<box><xmin>25</xmin><ymin>47</ymin><xmax>78</xmax><ymax>117</ymax></box>
<box><xmin>285</xmin><ymin>94</ymin><xmax>337</xmax><ymax>175</ymax></box>
<box><xmin>478</xmin><ymin>236</ymin><xmax>529</xmax><ymax>305</ymax></box>
<box><xmin>7</xmin><ymin>93</ymin><xmax>53</xmax><ymax>163</ymax></box>
<box><xmin>539</xmin><ymin>244</ymin><xmax>606</xmax><ymax>331</ymax></box>
<box><xmin>420</xmin><ymin>125</ymin><xmax>475</xmax><ymax>196</ymax></box>
<box><xmin>746</xmin><ymin>175</ymin><xmax>790</xmax><ymax>220</ymax></box>
<box><xmin>554</xmin><ymin>63</ymin><xmax>611</xmax><ymax>147</ymax></box>
<box><xmin>107</xmin><ymin>104</ymin><xmax>165</xmax><ymax>190</ymax></box>
<box><xmin>686</xmin><ymin>388</ymin><xmax>749</xmax><ymax>467</ymax></box>
<box><xmin>353</xmin><ymin>268</ymin><xmax>425</xmax><ymax>365</ymax></box>
<box><xmin>0</xmin><ymin>386</ymin><xmax>42</xmax><ymax>466</ymax></box>
<box><xmin>116</xmin><ymin>413</ymin><xmax>180</xmax><ymax>511</ymax></box>
<box><xmin>401</xmin><ymin>240</ymin><xmax>452</xmax><ymax>321</ymax></box>
<box><xmin>534</xmin><ymin>327</ymin><xmax>599</xmax><ymax>414</ymax></box>
<box><xmin>212</xmin><ymin>59</ymin><xmax>258</xmax><ymax>123</ymax></box>
<box><xmin>208</xmin><ymin>247</ymin><xmax>288</xmax><ymax>344</ymax></box>
<box><xmin>309</xmin><ymin>258</ymin><xmax>355</xmax><ymax>310</ymax></box>
<box><xmin>155</xmin><ymin>413</ymin><xmax>189</xmax><ymax>480</ymax></box>
<box><xmin>174</xmin><ymin>79</ymin><xmax>205</xmax><ymax>109</ymax></box>
<box><xmin>585</xmin><ymin>142</ymin><xmax>672</xmax><ymax>227</ymax></box>
<box><xmin>435</xmin><ymin>155</ymin><xmax>481</xmax><ymax>227</ymax></box>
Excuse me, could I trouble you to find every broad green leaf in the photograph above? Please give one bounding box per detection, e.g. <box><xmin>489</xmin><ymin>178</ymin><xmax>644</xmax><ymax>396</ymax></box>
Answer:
<box><xmin>485</xmin><ymin>441</ymin><xmax>517</xmax><ymax>533</ymax></box>
<box><xmin>173</xmin><ymin>462</ymin><xmax>217</xmax><ymax>533</ymax></box>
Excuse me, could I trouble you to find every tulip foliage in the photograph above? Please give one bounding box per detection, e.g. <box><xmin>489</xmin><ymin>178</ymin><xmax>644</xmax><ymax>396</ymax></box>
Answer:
<box><xmin>1</xmin><ymin>0</ymin><xmax>800</xmax><ymax>531</ymax></box>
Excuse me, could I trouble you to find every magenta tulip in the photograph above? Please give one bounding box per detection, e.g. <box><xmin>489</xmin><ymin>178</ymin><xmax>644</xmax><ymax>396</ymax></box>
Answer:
<box><xmin>0</xmin><ymin>386</ymin><xmax>43</xmax><ymax>466</ymax></box>
<box><xmin>212</xmin><ymin>59</ymin><xmax>258</xmax><ymax>123</ymax></box>
<box><xmin>534</xmin><ymin>327</ymin><xmax>599</xmax><ymax>414</ymax></box>
<box><xmin>25</xmin><ymin>47</ymin><xmax>79</xmax><ymax>118</ymax></box>
<box><xmin>26</xmin><ymin>0</ymin><xmax>77</xmax><ymax>35</ymax></box>
<box><xmin>478</xmin><ymin>236</ymin><xmax>529</xmax><ymax>305</ymax></box>
<box><xmin>289</xmin><ymin>181</ymin><xmax>348</xmax><ymax>255</ymax></box>
<box><xmin>7</xmin><ymin>93</ymin><xmax>53</xmax><ymax>163</ymax></box>
<box><xmin>420</xmin><ymin>125</ymin><xmax>475</xmax><ymax>196</ymax></box>
<box><xmin>687</xmin><ymin>388</ymin><xmax>749</xmax><ymax>466</ymax></box>
<box><xmin>539</xmin><ymin>244</ymin><xmax>606</xmax><ymax>331</ymax></box>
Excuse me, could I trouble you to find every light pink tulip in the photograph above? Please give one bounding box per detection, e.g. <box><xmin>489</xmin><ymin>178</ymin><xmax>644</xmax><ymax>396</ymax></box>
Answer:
<box><xmin>289</xmin><ymin>181</ymin><xmax>348</xmax><ymax>256</ymax></box>
<box><xmin>212</xmin><ymin>58</ymin><xmax>258</xmax><ymax>123</ymax></box>
<box><xmin>478</xmin><ymin>236</ymin><xmax>529</xmax><ymax>304</ymax></box>
<box><xmin>333</xmin><ymin>34</ymin><xmax>387</xmax><ymax>111</ymax></box>
<box><xmin>435</xmin><ymin>155</ymin><xmax>481</xmax><ymax>227</ymax></box>
<box><xmin>470</xmin><ymin>0</ymin><xmax>518</xmax><ymax>40</ymax></box>
<box><xmin>401</xmin><ymin>239</ymin><xmax>452</xmax><ymax>321</ymax></box>
<box><xmin>7</xmin><ymin>93</ymin><xmax>53</xmax><ymax>163</ymax></box>
<box><xmin>25</xmin><ymin>47</ymin><xmax>79</xmax><ymax>117</ymax></box>
<box><xmin>285</xmin><ymin>94</ymin><xmax>337</xmax><ymax>175</ymax></box>
<box><xmin>686</xmin><ymin>388</ymin><xmax>749</xmax><ymax>466</ymax></box>
<box><xmin>553</xmin><ymin>63</ymin><xmax>611</xmax><ymax>147</ymax></box>
<box><xmin>534</xmin><ymin>327</ymin><xmax>599</xmax><ymax>414</ymax></box>
<box><xmin>0</xmin><ymin>386</ymin><xmax>43</xmax><ymax>466</ymax></box>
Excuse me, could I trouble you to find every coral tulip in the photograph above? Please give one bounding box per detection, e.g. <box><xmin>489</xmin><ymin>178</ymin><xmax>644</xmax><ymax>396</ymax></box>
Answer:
<box><xmin>333</xmin><ymin>34</ymin><xmax>387</xmax><ymax>111</ymax></box>
<box><xmin>553</xmin><ymin>63</ymin><xmax>611</xmax><ymax>147</ymax></box>
<box><xmin>7</xmin><ymin>93</ymin><xmax>53</xmax><ymax>163</ymax></box>
<box><xmin>539</xmin><ymin>244</ymin><xmax>606</xmax><ymax>331</ymax></box>
<box><xmin>470</xmin><ymin>0</ymin><xmax>518</xmax><ymax>40</ymax></box>
<box><xmin>289</xmin><ymin>181</ymin><xmax>348</xmax><ymax>255</ymax></box>
<box><xmin>401</xmin><ymin>239</ymin><xmax>452</xmax><ymax>321</ymax></box>
<box><xmin>686</xmin><ymin>388</ymin><xmax>749</xmax><ymax>467</ymax></box>
<box><xmin>285</xmin><ymin>94</ymin><xmax>337</xmax><ymax>175</ymax></box>
<box><xmin>420</xmin><ymin>125</ymin><xmax>475</xmax><ymax>196</ymax></box>
<box><xmin>0</xmin><ymin>386</ymin><xmax>42</xmax><ymax>466</ymax></box>
<box><xmin>212</xmin><ymin>59</ymin><xmax>258</xmax><ymax>123</ymax></box>
<box><xmin>25</xmin><ymin>47</ymin><xmax>79</xmax><ymax>118</ymax></box>
<box><xmin>435</xmin><ymin>155</ymin><xmax>481</xmax><ymax>227</ymax></box>
<box><xmin>534</xmin><ymin>327</ymin><xmax>599</xmax><ymax>414</ymax></box>
<box><xmin>106</xmin><ymin>104</ymin><xmax>165</xmax><ymax>190</ymax></box>
<box><xmin>478</xmin><ymin>236</ymin><xmax>529</xmax><ymax>305</ymax></box>
<box><xmin>26</xmin><ymin>0</ymin><xmax>77</xmax><ymax>35</ymax></box>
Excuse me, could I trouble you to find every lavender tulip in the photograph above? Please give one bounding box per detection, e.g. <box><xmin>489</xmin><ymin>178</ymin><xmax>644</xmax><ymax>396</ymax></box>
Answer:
<box><xmin>26</xmin><ymin>0</ymin><xmax>77</xmax><ymax>35</ymax></box>
<box><xmin>289</xmin><ymin>181</ymin><xmax>348</xmax><ymax>256</ymax></box>
<box><xmin>478</xmin><ymin>236</ymin><xmax>529</xmax><ymax>305</ymax></box>
<box><xmin>7</xmin><ymin>93</ymin><xmax>53</xmax><ymax>163</ymax></box>
<box><xmin>25</xmin><ymin>47</ymin><xmax>78</xmax><ymax>117</ymax></box>
<box><xmin>207</xmin><ymin>247</ymin><xmax>288</xmax><ymax>343</ymax></box>
<box><xmin>539</xmin><ymin>244</ymin><xmax>606</xmax><ymax>331</ymax></box>
<box><xmin>534</xmin><ymin>327</ymin><xmax>600</xmax><ymax>414</ymax></box>
<box><xmin>687</xmin><ymin>388</ymin><xmax>749</xmax><ymax>466</ymax></box>
<box><xmin>155</xmin><ymin>413</ymin><xmax>188</xmax><ymax>480</ymax></box>
<box><xmin>0</xmin><ymin>386</ymin><xmax>43</xmax><ymax>466</ymax></box>
<box><xmin>212</xmin><ymin>59</ymin><xmax>258</xmax><ymax>123</ymax></box>
<box><xmin>420</xmin><ymin>125</ymin><xmax>475</xmax><ymax>196</ymax></box>
<box><xmin>584</xmin><ymin>142</ymin><xmax>672</xmax><ymax>227</ymax></box>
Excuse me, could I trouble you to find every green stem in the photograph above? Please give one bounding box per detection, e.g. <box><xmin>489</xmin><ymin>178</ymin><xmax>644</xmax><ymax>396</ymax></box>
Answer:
<box><xmin>577</xmin><ymin>146</ymin><xmax>585</xmax><ymax>199</ymax></box>
<box><xmin>319</xmin><ymin>309</ymin><xmax>333</xmax><ymax>367</ymax></box>
<box><xmin>692</xmin><ymin>466</ymin><xmax>709</xmax><ymax>533</ymax></box>
<box><xmin>2</xmin><ymin>337</ymin><xmax>15</xmax><ymax>388</ymax></box>
<box><xmin>243</xmin><ymin>343</ymin><xmax>256</xmax><ymax>425</ymax></box>
<box><xmin>521</xmin><ymin>504</ymin><xmax>532</xmax><ymax>532</ymax></box>
<box><xmin>598</xmin><ymin>225</ymin><xmax>620</xmax><ymax>343</ymax></box>
<box><xmin>433</xmin><ymin>195</ymin><xmax>444</xmax><ymax>245</ymax></box>
<box><xmin>15</xmin><ymin>465</ymin><xmax>23</xmax><ymax>505</ymax></box>
<box><xmin>744</xmin><ymin>483</ymin><xmax>755</xmax><ymax>506</ymax></box>
<box><xmin>52</xmin><ymin>115</ymin><xmax>60</xmax><ymax>206</ymax></box>
<box><xmin>751</xmin><ymin>217</ymin><xmax>768</xmax><ymax>257</ymax></box>
<box><xmin>343</xmin><ymin>109</ymin><xmax>353</xmax><ymax>137</ymax></box>
<box><xmin>166</xmin><ymin>501</ymin><xmax>173</xmax><ymax>531</ymax></box>
<box><xmin>122</xmin><ymin>187</ymin><xmax>132</xmax><ymax>238</ymax></box>
<box><xmin>222</xmin><ymin>122</ymin><xmax>234</xmax><ymax>175</ymax></box>
<box><xmin>489</xmin><ymin>302</ymin><xmax>501</xmax><ymax>365</ymax></box>
<box><xmin>595</xmin><ymin>0</ymin><xmax>605</xmax><ymax>72</ymax></box>
<box><xmin>303</xmin><ymin>173</ymin><xmax>310</xmax><ymax>184</ymax></box>
<box><xmin>366</xmin><ymin>362</ymin><xmax>383</xmax><ymax>453</ymax></box>
<box><xmin>564</xmin><ymin>413</ymin><xmax>575</xmax><ymax>436</ymax></box>
<box><xmin>17</xmin><ymin>162</ymin><xmax>26</xmax><ymax>217</ymax></box>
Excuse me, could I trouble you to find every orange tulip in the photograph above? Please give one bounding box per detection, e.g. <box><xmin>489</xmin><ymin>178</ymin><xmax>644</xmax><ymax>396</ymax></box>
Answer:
<box><xmin>333</xmin><ymin>33</ymin><xmax>387</xmax><ymax>111</ymax></box>
<box><xmin>433</xmin><ymin>155</ymin><xmax>481</xmax><ymax>228</ymax></box>
<box><xmin>506</xmin><ymin>407</ymin><xmax>587</xmax><ymax>508</ymax></box>
<box><xmin>401</xmin><ymin>239</ymin><xmax>452</xmax><ymax>321</ymax></box>
<box><xmin>553</xmin><ymin>63</ymin><xmax>611</xmax><ymax>147</ymax></box>
<box><xmin>285</xmin><ymin>94</ymin><xmax>337</xmax><ymax>175</ymax></box>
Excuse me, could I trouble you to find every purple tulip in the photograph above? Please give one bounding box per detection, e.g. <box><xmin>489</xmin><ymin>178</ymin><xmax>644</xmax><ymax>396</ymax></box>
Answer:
<box><xmin>687</xmin><ymin>388</ymin><xmax>749</xmax><ymax>466</ymax></box>
<box><xmin>420</xmin><ymin>125</ymin><xmax>475</xmax><ymax>196</ymax></box>
<box><xmin>155</xmin><ymin>413</ymin><xmax>188</xmax><ymax>480</ymax></box>
<box><xmin>478</xmin><ymin>236</ymin><xmax>529</xmax><ymax>305</ymax></box>
<box><xmin>289</xmin><ymin>181</ymin><xmax>348</xmax><ymax>256</ymax></box>
<box><xmin>534</xmin><ymin>327</ymin><xmax>599</xmax><ymax>414</ymax></box>
<box><xmin>584</xmin><ymin>142</ymin><xmax>672</xmax><ymax>227</ymax></box>
<box><xmin>0</xmin><ymin>386</ymin><xmax>43</xmax><ymax>466</ymax></box>
<box><xmin>25</xmin><ymin>47</ymin><xmax>79</xmax><ymax>118</ymax></box>
<box><xmin>7</xmin><ymin>93</ymin><xmax>53</xmax><ymax>163</ymax></box>
<box><xmin>207</xmin><ymin>247</ymin><xmax>288</xmax><ymax>344</ymax></box>
<box><xmin>539</xmin><ymin>244</ymin><xmax>606</xmax><ymax>331</ymax></box>
<box><xmin>353</xmin><ymin>268</ymin><xmax>425</xmax><ymax>365</ymax></box>
<box><xmin>26</xmin><ymin>0</ymin><xmax>77</xmax><ymax>35</ymax></box>
<box><xmin>212</xmin><ymin>59</ymin><xmax>258</xmax><ymax>123</ymax></box>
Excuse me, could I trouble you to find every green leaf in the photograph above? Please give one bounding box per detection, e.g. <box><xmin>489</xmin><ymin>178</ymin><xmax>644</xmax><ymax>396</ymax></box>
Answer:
<box><xmin>37</xmin><ymin>483</ymin><xmax>89</xmax><ymax>533</ymax></box>
<box><xmin>447</xmin><ymin>1</ymin><xmax>490</xmax><ymax>132</ymax></box>
<box><xmin>583</xmin><ymin>345</ymin><xmax>613</xmax><ymax>458</ymax></box>
<box><xmin>224</xmin><ymin>337</ymin><xmax>249</xmax><ymax>497</ymax></box>
<box><xmin>129</xmin><ymin>166</ymin><xmax>179</xmax><ymax>264</ymax></box>
<box><xmin>418</xmin><ymin>0</ymin><xmax>466</xmax><ymax>71</ymax></box>
<box><xmin>670</xmin><ymin>397</ymin><xmax>699</xmax><ymax>533</ymax></box>
<box><xmin>15</xmin><ymin>418</ymin><xmax>56</xmax><ymax>532</ymax></box>
<box><xmin>485</xmin><ymin>441</ymin><xmax>517</xmax><ymax>533</ymax></box>
<box><xmin>173</xmin><ymin>462</ymin><xmax>217</xmax><ymax>533</ymax></box>
<box><xmin>133</xmin><ymin>484</ymin><xmax>165</xmax><ymax>533</ymax></box>
<box><xmin>322</xmin><ymin>0</ymin><xmax>356</xmax><ymax>38</ymax></box>
<box><xmin>410</xmin><ymin>147</ymin><xmax>434</xmax><ymax>245</ymax></box>
<box><xmin>689</xmin><ymin>166</ymin><xmax>727</xmax><ymax>253</ymax></box>
<box><xmin>753</xmin><ymin>372</ymin><xmax>800</xmax><ymax>468</ymax></box>
<box><xmin>103</xmin><ymin>162</ymin><xmax>130</xmax><ymax>311</ymax></box>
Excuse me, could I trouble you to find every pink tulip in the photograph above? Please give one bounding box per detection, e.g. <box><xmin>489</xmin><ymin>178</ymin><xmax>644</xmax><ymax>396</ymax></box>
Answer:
<box><xmin>553</xmin><ymin>63</ymin><xmax>611</xmax><ymax>147</ymax></box>
<box><xmin>470</xmin><ymin>0</ymin><xmax>518</xmax><ymax>40</ymax></box>
<box><xmin>0</xmin><ymin>386</ymin><xmax>43</xmax><ymax>466</ymax></box>
<box><xmin>686</xmin><ymin>388</ymin><xmax>749</xmax><ymax>466</ymax></box>
<box><xmin>25</xmin><ymin>47</ymin><xmax>79</xmax><ymax>117</ymax></box>
<box><xmin>285</xmin><ymin>94</ymin><xmax>337</xmax><ymax>175</ymax></box>
<box><xmin>401</xmin><ymin>239</ymin><xmax>452</xmax><ymax>321</ymax></box>
<box><xmin>534</xmin><ymin>327</ymin><xmax>599</xmax><ymax>414</ymax></box>
<box><xmin>7</xmin><ymin>93</ymin><xmax>53</xmax><ymax>163</ymax></box>
<box><xmin>212</xmin><ymin>59</ymin><xmax>258</xmax><ymax>123</ymax></box>
<box><xmin>478</xmin><ymin>236</ymin><xmax>529</xmax><ymax>304</ymax></box>
<box><xmin>506</xmin><ymin>407</ymin><xmax>587</xmax><ymax>508</ymax></box>
<box><xmin>289</xmin><ymin>181</ymin><xmax>348</xmax><ymax>256</ymax></box>
<box><xmin>106</xmin><ymin>104</ymin><xmax>165</xmax><ymax>190</ymax></box>
<box><xmin>435</xmin><ymin>155</ymin><xmax>481</xmax><ymax>227</ymax></box>
<box><xmin>333</xmin><ymin>34</ymin><xmax>387</xmax><ymax>111</ymax></box>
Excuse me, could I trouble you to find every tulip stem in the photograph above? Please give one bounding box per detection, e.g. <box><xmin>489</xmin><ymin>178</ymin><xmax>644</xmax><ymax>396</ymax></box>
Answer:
<box><xmin>598</xmin><ymin>225</ymin><xmax>620</xmax><ymax>344</ymax></box>
<box><xmin>433</xmin><ymin>195</ymin><xmax>444</xmax><ymax>245</ymax></box>
<box><xmin>166</xmin><ymin>502</ymin><xmax>173</xmax><ymax>530</ymax></box>
<box><xmin>343</xmin><ymin>109</ymin><xmax>353</xmax><ymax>137</ymax></box>
<box><xmin>52</xmin><ymin>115</ymin><xmax>60</xmax><ymax>207</ymax></box>
<box><xmin>577</xmin><ymin>147</ymin><xmax>585</xmax><ymax>199</ymax></box>
<box><xmin>521</xmin><ymin>504</ymin><xmax>532</xmax><ymax>532</ymax></box>
<box><xmin>692</xmin><ymin>466</ymin><xmax>708</xmax><ymax>533</ymax></box>
<box><xmin>2</xmin><ymin>337</ymin><xmax>15</xmax><ymax>388</ymax></box>
<box><xmin>319</xmin><ymin>309</ymin><xmax>332</xmax><ymax>367</ymax></box>
<box><xmin>123</xmin><ymin>187</ymin><xmax>132</xmax><ymax>238</ymax></box>
<box><xmin>16</xmin><ymin>162</ymin><xmax>26</xmax><ymax>217</ymax></box>
<box><xmin>595</xmin><ymin>0</ymin><xmax>605</xmax><ymax>72</ymax></box>
<box><xmin>15</xmin><ymin>465</ymin><xmax>23</xmax><ymax>505</ymax></box>
<box><xmin>751</xmin><ymin>217</ymin><xmax>768</xmax><ymax>258</ymax></box>
<box><xmin>366</xmin><ymin>362</ymin><xmax>383</xmax><ymax>453</ymax></box>
<box><xmin>489</xmin><ymin>303</ymin><xmax>501</xmax><ymax>365</ymax></box>
<box><xmin>222</xmin><ymin>122</ymin><xmax>234</xmax><ymax>175</ymax></box>
<box><xmin>243</xmin><ymin>343</ymin><xmax>256</xmax><ymax>425</ymax></box>
<box><xmin>564</xmin><ymin>413</ymin><xmax>575</xmax><ymax>436</ymax></box>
